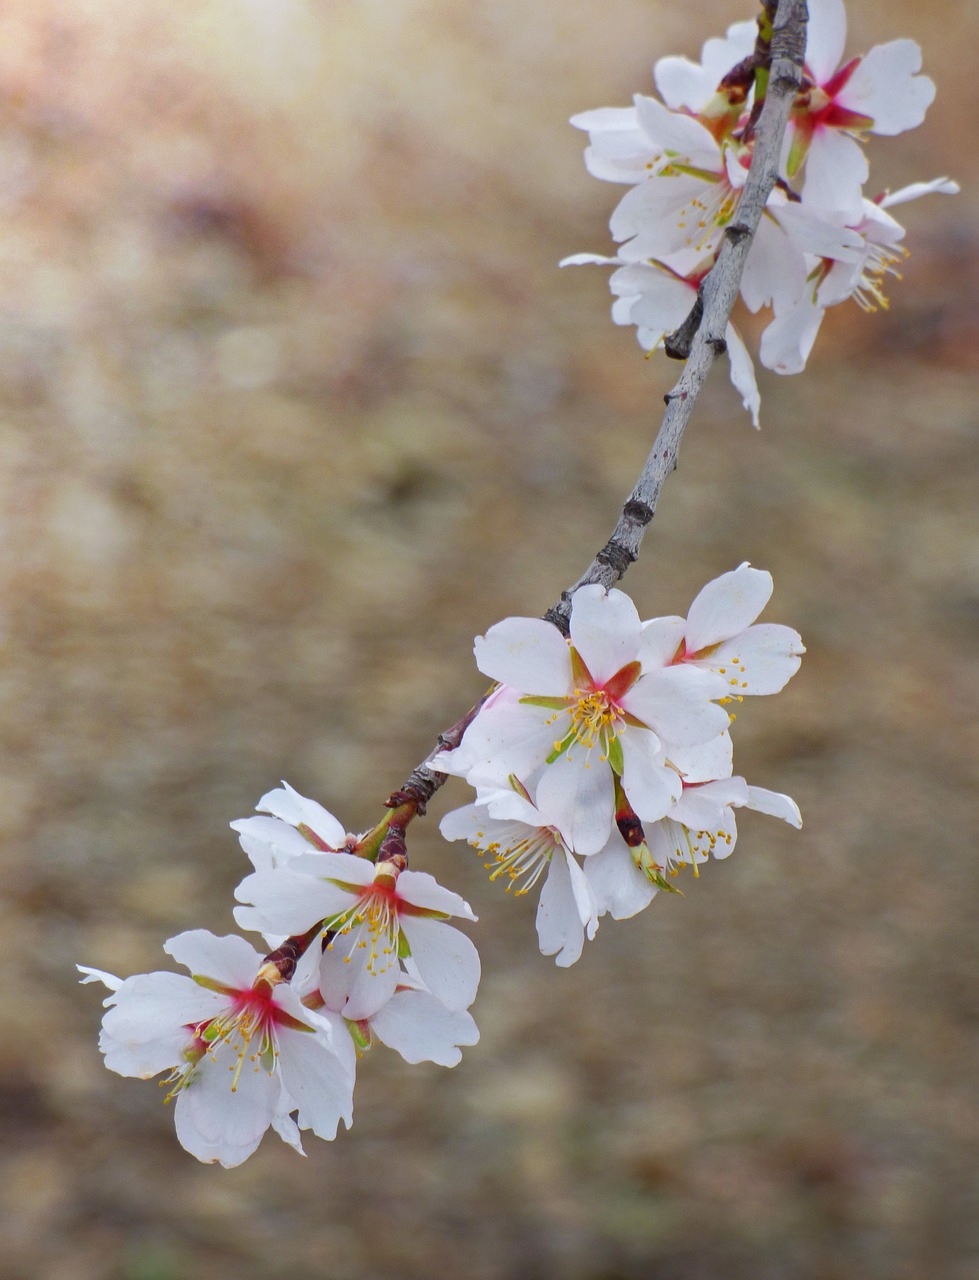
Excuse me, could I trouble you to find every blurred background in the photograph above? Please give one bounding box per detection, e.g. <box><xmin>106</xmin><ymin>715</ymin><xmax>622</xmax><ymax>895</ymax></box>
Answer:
<box><xmin>1</xmin><ymin>1</ymin><xmax>977</xmax><ymax>1277</ymax></box>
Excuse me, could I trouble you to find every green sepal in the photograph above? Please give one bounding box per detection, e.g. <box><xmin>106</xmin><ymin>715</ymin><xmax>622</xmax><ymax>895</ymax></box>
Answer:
<box><xmin>397</xmin><ymin>930</ymin><xmax>411</xmax><ymax>960</ymax></box>
<box><xmin>520</xmin><ymin>695</ymin><xmax>570</xmax><ymax>711</ymax></box>
<box><xmin>606</xmin><ymin>733</ymin><xmax>624</xmax><ymax>777</ymax></box>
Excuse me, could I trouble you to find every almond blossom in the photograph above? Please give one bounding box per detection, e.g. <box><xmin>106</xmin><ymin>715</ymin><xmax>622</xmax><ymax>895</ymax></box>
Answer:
<box><xmin>435</xmin><ymin>584</ymin><xmax>729</xmax><ymax>856</ymax></box>
<box><xmin>784</xmin><ymin>0</ymin><xmax>936</xmax><ymax>218</ymax></box>
<box><xmin>79</xmin><ymin>930</ymin><xmax>355</xmax><ymax>1167</ymax></box>
<box><xmin>231</xmin><ymin>781</ymin><xmax>354</xmax><ymax>872</ymax></box>
<box><xmin>760</xmin><ymin>178</ymin><xmax>960</xmax><ymax>375</ymax></box>
<box><xmin>639</xmin><ymin>562</ymin><xmax>804</xmax><ymax>701</ymax></box>
<box><xmin>235</xmin><ymin>853</ymin><xmax>480</xmax><ymax>1020</ymax></box>
<box><xmin>560</xmin><ymin>252</ymin><xmax>761</xmax><ymax>426</ymax></box>
<box><xmin>584</xmin><ymin>777</ymin><xmax>802</xmax><ymax>921</ymax></box>
<box><xmin>440</xmin><ymin>776</ymin><xmax>601</xmax><ymax>968</ymax></box>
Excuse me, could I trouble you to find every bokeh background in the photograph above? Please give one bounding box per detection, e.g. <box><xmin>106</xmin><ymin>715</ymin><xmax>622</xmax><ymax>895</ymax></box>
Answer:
<box><xmin>2</xmin><ymin>1</ymin><xmax>977</xmax><ymax>1277</ymax></box>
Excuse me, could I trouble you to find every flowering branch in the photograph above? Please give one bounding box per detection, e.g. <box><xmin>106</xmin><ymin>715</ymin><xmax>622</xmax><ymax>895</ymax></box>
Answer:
<box><xmin>79</xmin><ymin>0</ymin><xmax>957</xmax><ymax>1167</ymax></box>
<box><xmin>393</xmin><ymin>0</ymin><xmax>809</xmax><ymax>816</ymax></box>
<box><xmin>543</xmin><ymin>0</ymin><xmax>808</xmax><ymax>634</ymax></box>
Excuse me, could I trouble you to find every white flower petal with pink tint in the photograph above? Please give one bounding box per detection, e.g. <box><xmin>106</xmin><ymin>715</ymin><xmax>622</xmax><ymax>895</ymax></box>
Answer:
<box><xmin>745</xmin><ymin>786</ymin><xmax>802</xmax><ymax>827</ymax></box>
<box><xmin>805</xmin><ymin>0</ymin><xmax>848</xmax><ymax>86</ymax></box>
<box><xmin>535</xmin><ymin>746</ymin><xmax>615</xmax><ymax>856</ymax></box>
<box><xmin>79</xmin><ymin>932</ymin><xmax>354</xmax><ymax>1167</ymax></box>
<box><xmin>837</xmin><ymin>40</ymin><xmax>935</xmax><ymax>137</ymax></box>
<box><xmin>570</xmin><ymin>584</ymin><xmax>643</xmax><ymax>685</ymax></box>
<box><xmin>621</xmin><ymin>666</ymin><xmax>729</xmax><ymax>745</ymax></box>
<box><xmin>801</xmin><ymin>128</ymin><xmax>868</xmax><ymax>219</ymax></box>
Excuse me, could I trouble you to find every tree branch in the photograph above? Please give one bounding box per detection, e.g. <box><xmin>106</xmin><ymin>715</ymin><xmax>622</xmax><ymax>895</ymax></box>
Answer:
<box><xmin>394</xmin><ymin>0</ymin><xmax>808</xmax><ymax>812</ymax></box>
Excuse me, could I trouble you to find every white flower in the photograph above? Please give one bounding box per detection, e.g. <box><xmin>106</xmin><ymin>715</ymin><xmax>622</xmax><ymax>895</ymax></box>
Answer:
<box><xmin>639</xmin><ymin>563</ymin><xmax>804</xmax><ymax>700</ymax></box>
<box><xmin>784</xmin><ymin>0</ymin><xmax>936</xmax><ymax>218</ymax></box>
<box><xmin>435</xmin><ymin>584</ymin><xmax>729</xmax><ymax>856</ymax></box>
<box><xmin>235</xmin><ymin>854</ymin><xmax>480</xmax><ymax>1020</ymax></box>
<box><xmin>231</xmin><ymin>781</ymin><xmax>352</xmax><ymax>872</ymax></box>
<box><xmin>560</xmin><ymin>253</ymin><xmax>761</xmax><ymax>427</ymax></box>
<box><xmin>760</xmin><ymin>178</ymin><xmax>959</xmax><ymax>375</ymax></box>
<box><xmin>584</xmin><ymin>779</ymin><xmax>802</xmax><ymax>920</ymax></box>
<box><xmin>440</xmin><ymin>778</ymin><xmax>601</xmax><ymax>968</ymax></box>
<box><xmin>79</xmin><ymin>930</ymin><xmax>355</xmax><ymax>1167</ymax></box>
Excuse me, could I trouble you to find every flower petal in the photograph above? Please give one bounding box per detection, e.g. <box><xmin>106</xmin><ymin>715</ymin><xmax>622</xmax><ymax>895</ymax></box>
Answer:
<box><xmin>569</xmin><ymin>585</ymin><xmax>642</xmax><ymax>686</ymax></box>
<box><xmin>621</xmin><ymin>666</ymin><xmax>729</xmax><ymax>745</ymax></box>
<box><xmin>839</xmin><ymin>40</ymin><xmax>935</xmax><ymax>136</ymax></box>
<box><xmin>473</xmin><ymin>616</ymin><xmax>571</xmax><ymax>694</ymax></box>
<box><xmin>163</xmin><ymin>930</ymin><xmax>262</xmax><ymax>988</ymax></box>
<box><xmin>257</xmin><ymin>782</ymin><xmax>347</xmax><ymax>849</ymax></box>
<box><xmin>371</xmin><ymin>990</ymin><xmax>479</xmax><ymax>1067</ymax></box>
<box><xmin>805</xmin><ymin>0</ymin><xmax>847</xmax><ymax>85</ymax></box>
<box><xmin>399</xmin><ymin>917</ymin><xmax>481</xmax><ymax>1012</ymax></box>
<box><xmin>706</xmin><ymin>623</ymin><xmax>804</xmax><ymax>695</ymax></box>
<box><xmin>536</xmin><ymin>848</ymin><xmax>598</xmax><ymax>967</ymax></box>
<box><xmin>397</xmin><ymin>869</ymin><xmax>477</xmax><ymax>921</ymax></box>
<box><xmin>583</xmin><ymin>839</ymin><xmax>657</xmax><ymax>920</ymax></box>
<box><xmin>746</xmin><ymin>785</ymin><xmax>802</xmax><ymax>828</ymax></box>
<box><xmin>684</xmin><ymin>563</ymin><xmax>773</xmax><ymax>651</ymax></box>
<box><xmin>534</xmin><ymin>745</ymin><xmax>614</xmax><ymax>855</ymax></box>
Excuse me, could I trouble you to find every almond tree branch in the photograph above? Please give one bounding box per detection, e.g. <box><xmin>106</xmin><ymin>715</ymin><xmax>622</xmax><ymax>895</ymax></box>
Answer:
<box><xmin>543</xmin><ymin>0</ymin><xmax>807</xmax><ymax>633</ymax></box>
<box><xmin>391</xmin><ymin>0</ymin><xmax>808</xmax><ymax>816</ymax></box>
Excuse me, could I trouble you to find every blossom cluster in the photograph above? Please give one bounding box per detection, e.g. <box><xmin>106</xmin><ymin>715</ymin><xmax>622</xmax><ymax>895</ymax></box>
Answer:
<box><xmin>80</xmin><ymin>568</ymin><xmax>802</xmax><ymax>1166</ymax></box>
<box><xmin>436</xmin><ymin>566</ymin><xmax>803</xmax><ymax>966</ymax></box>
<box><xmin>80</xmin><ymin>786</ymin><xmax>480</xmax><ymax>1167</ymax></box>
<box><xmin>563</xmin><ymin>0</ymin><xmax>957</xmax><ymax>424</ymax></box>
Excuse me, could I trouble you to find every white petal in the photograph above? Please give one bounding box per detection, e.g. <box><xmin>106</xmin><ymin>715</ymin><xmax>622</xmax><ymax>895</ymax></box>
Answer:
<box><xmin>234</xmin><ymin>869</ymin><xmax>355</xmax><ymax>936</ymax></box>
<box><xmin>621</xmin><ymin>666</ymin><xmax>729</xmax><ymax>745</ymax></box>
<box><xmin>638</xmin><ymin>616</ymin><xmax>686</xmax><ymax>669</ymax></box>
<box><xmin>319</xmin><ymin>930</ymin><xmax>399</xmax><ymax>1021</ymax></box>
<box><xmin>805</xmin><ymin>0</ymin><xmax>847</xmax><ymax>85</ymax></box>
<box><xmin>173</xmin><ymin>1085</ymin><xmax>267</xmax><ymax>1168</ymax></box>
<box><xmin>724</xmin><ymin>323</ymin><xmax>761</xmax><ymax>428</ymax></box>
<box><xmin>399</xmin><ymin>917</ymin><xmax>481</xmax><ymax>1012</ymax></box>
<box><xmin>536</xmin><ymin>849</ymin><xmax>598</xmax><ymax>967</ymax></box>
<box><xmin>801</xmin><ymin>129</ymin><xmax>868</xmax><ymax>222</ymax></box>
<box><xmin>671</xmin><ymin>777</ymin><xmax>749</xmax><ymax>830</ymax></box>
<box><xmin>684</xmin><ymin>563</ymin><xmax>773</xmax><ymax>652</ymax></box>
<box><xmin>663</xmin><ymin>731</ymin><xmax>733</xmax><ymax>783</ymax></box>
<box><xmin>175</xmin><ymin>1039</ymin><xmax>275</xmax><ymax>1148</ymax></box>
<box><xmin>534</xmin><ymin>746</ymin><xmax>614</xmax><ymax>856</ymax></box>
<box><xmin>397</xmin><ymin>869</ymin><xmax>477</xmax><ymax>921</ymax></box>
<box><xmin>699</xmin><ymin>20</ymin><xmax>758</xmax><ymax>86</ymax></box>
<box><xmin>371</xmin><ymin>990</ymin><xmax>479</xmax><ymax>1067</ymax></box>
<box><xmin>705</xmin><ymin>623</ymin><xmax>805</xmax><ymax>695</ymax></box>
<box><xmin>759</xmin><ymin>294</ymin><xmax>825</xmax><ymax>375</ymax></box>
<box><xmin>77</xmin><ymin>965</ymin><xmax>123</xmax><ymax>993</ymax></box>
<box><xmin>619</xmin><ymin>739</ymin><xmax>681</xmax><ymax>823</ymax></box>
<box><xmin>277</xmin><ymin>1026</ymin><xmax>354</xmax><ymax>1138</ymax></box>
<box><xmin>231</xmin><ymin>815</ymin><xmax>313</xmax><ymax>870</ymax></box>
<box><xmin>257</xmin><ymin>782</ymin><xmax>347</xmax><ymax>848</ymax></box>
<box><xmin>880</xmin><ymin>177</ymin><xmax>959</xmax><ymax>208</ymax></box>
<box><xmin>840</xmin><ymin>40</ymin><xmax>935</xmax><ymax>136</ymax></box>
<box><xmin>474</xmin><ymin>616</ymin><xmax>572</xmax><ymax>694</ymax></box>
<box><xmin>653</xmin><ymin>56</ymin><xmax>713</xmax><ymax>113</ymax></box>
<box><xmin>568</xmin><ymin>584</ymin><xmax>642</xmax><ymax>685</ymax></box>
<box><xmin>634</xmin><ymin>94</ymin><xmax>719</xmax><ymax>168</ymax></box>
<box><xmin>583</xmin><ymin>839</ymin><xmax>657</xmax><ymax>920</ymax></box>
<box><xmin>742</xmin><ymin>213</ymin><xmax>807</xmax><ymax>314</ymax></box>
<box><xmin>163</xmin><ymin>930</ymin><xmax>262</xmax><ymax>988</ymax></box>
<box><xmin>746</xmin><ymin>785</ymin><xmax>802</xmax><ymax>828</ymax></box>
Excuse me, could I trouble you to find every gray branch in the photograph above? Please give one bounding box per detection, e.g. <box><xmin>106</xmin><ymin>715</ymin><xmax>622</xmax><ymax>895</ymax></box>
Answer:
<box><xmin>544</xmin><ymin>0</ymin><xmax>808</xmax><ymax>633</ymax></box>
<box><xmin>396</xmin><ymin>0</ymin><xmax>808</xmax><ymax>810</ymax></box>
